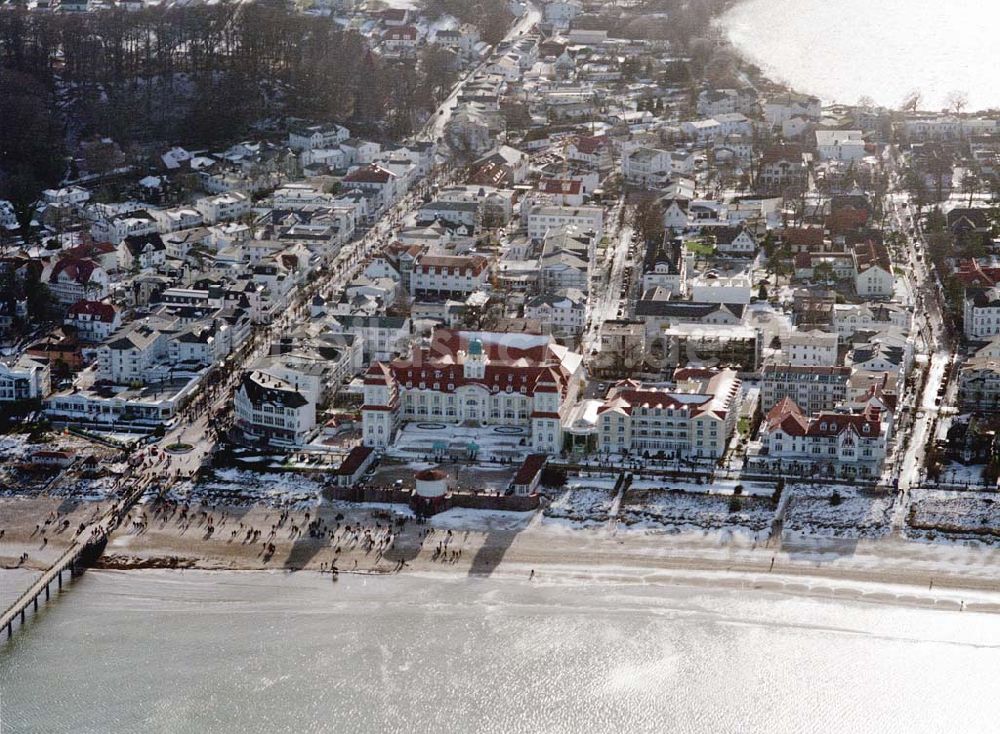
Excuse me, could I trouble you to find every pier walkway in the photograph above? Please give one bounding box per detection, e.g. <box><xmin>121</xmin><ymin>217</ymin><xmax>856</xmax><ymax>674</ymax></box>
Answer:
<box><xmin>2</xmin><ymin>476</ymin><xmax>154</xmax><ymax>640</ymax></box>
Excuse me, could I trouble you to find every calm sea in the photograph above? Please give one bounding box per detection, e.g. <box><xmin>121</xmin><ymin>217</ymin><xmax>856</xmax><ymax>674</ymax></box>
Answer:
<box><xmin>722</xmin><ymin>0</ymin><xmax>1000</xmax><ymax>111</ymax></box>
<box><xmin>1</xmin><ymin>570</ymin><xmax>999</xmax><ymax>733</ymax></box>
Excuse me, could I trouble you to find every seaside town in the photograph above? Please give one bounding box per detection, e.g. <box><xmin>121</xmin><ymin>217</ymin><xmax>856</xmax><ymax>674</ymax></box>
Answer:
<box><xmin>4</xmin><ymin>0</ymin><xmax>1000</xmax><ymax>617</ymax></box>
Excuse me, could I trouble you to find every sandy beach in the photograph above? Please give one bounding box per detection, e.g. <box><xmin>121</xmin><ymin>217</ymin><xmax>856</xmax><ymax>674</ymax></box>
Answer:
<box><xmin>4</xmin><ymin>494</ymin><xmax>1000</xmax><ymax>614</ymax></box>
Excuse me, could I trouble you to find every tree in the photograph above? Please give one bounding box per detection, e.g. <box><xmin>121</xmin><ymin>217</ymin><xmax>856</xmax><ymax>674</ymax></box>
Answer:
<box><xmin>961</xmin><ymin>170</ymin><xmax>981</xmax><ymax>208</ymax></box>
<box><xmin>900</xmin><ymin>89</ymin><xmax>922</xmax><ymax>113</ymax></box>
<box><xmin>945</xmin><ymin>90</ymin><xmax>969</xmax><ymax>116</ymax></box>
<box><xmin>631</xmin><ymin>197</ymin><xmax>664</xmax><ymax>244</ymax></box>
<box><xmin>813</xmin><ymin>261</ymin><xmax>836</xmax><ymax>283</ymax></box>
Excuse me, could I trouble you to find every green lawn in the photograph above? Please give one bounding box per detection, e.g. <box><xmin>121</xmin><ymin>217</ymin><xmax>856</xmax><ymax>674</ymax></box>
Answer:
<box><xmin>686</xmin><ymin>240</ymin><xmax>716</xmax><ymax>256</ymax></box>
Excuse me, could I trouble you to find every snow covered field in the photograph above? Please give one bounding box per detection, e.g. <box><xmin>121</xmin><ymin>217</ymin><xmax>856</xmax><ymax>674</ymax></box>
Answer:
<box><xmin>908</xmin><ymin>488</ymin><xmax>1000</xmax><ymax>542</ymax></box>
<box><xmin>784</xmin><ymin>487</ymin><xmax>894</xmax><ymax>538</ymax></box>
<box><xmin>165</xmin><ymin>469</ymin><xmax>325</xmax><ymax>507</ymax></box>
<box><xmin>542</xmin><ymin>487</ymin><xmax>615</xmax><ymax>527</ymax></box>
<box><xmin>620</xmin><ymin>489</ymin><xmax>774</xmax><ymax>534</ymax></box>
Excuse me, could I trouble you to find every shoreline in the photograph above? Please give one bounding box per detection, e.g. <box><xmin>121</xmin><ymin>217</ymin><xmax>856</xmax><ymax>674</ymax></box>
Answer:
<box><xmin>717</xmin><ymin>0</ymin><xmax>1000</xmax><ymax>114</ymax></box>
<box><xmin>84</xmin><ymin>551</ymin><xmax>1000</xmax><ymax>616</ymax></box>
<box><xmin>5</xmin><ymin>494</ymin><xmax>1000</xmax><ymax>615</ymax></box>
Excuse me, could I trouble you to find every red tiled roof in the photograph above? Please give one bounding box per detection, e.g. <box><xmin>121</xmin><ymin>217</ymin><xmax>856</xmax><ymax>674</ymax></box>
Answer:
<box><xmin>370</xmin><ymin>330</ymin><xmax>574</xmax><ymax>400</ymax></box>
<box><xmin>781</xmin><ymin>227</ymin><xmax>825</xmax><ymax>247</ymax></box>
<box><xmin>513</xmin><ymin>453</ymin><xmax>547</xmax><ymax>486</ymax></box>
<box><xmin>765</xmin><ymin>397</ymin><xmax>809</xmax><ymax>435</ymax></box>
<box><xmin>761</xmin><ymin>143</ymin><xmax>804</xmax><ymax>166</ymax></box>
<box><xmin>954</xmin><ymin>259</ymin><xmax>1000</xmax><ymax>287</ymax></box>
<box><xmin>572</xmin><ymin>135</ymin><xmax>608</xmax><ymax>155</ymax></box>
<box><xmin>66</xmin><ymin>299</ymin><xmax>116</xmax><ymax>322</ymax></box>
<box><xmin>335</xmin><ymin>445</ymin><xmax>374</xmax><ymax>475</ymax></box>
<box><xmin>765</xmin><ymin>396</ymin><xmax>882</xmax><ymax>437</ymax></box>
<box><xmin>851</xmin><ymin>240</ymin><xmax>891</xmax><ymax>273</ymax></box>
<box><xmin>414</xmin><ymin>254</ymin><xmax>488</xmax><ymax>274</ymax></box>
<box><xmin>344</xmin><ymin>165</ymin><xmax>394</xmax><ymax>184</ymax></box>
<box><xmin>50</xmin><ymin>257</ymin><xmax>99</xmax><ymax>285</ymax></box>
<box><xmin>539</xmin><ymin>179</ymin><xmax>582</xmax><ymax>196</ymax></box>
<box><xmin>384</xmin><ymin>25</ymin><xmax>418</xmax><ymax>40</ymax></box>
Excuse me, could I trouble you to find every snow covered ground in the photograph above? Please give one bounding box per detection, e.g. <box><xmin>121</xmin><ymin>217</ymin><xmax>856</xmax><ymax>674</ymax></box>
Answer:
<box><xmin>542</xmin><ymin>487</ymin><xmax>615</xmax><ymax>527</ymax></box>
<box><xmin>165</xmin><ymin>469</ymin><xmax>325</xmax><ymax>507</ymax></box>
<box><xmin>784</xmin><ymin>486</ymin><xmax>894</xmax><ymax>538</ymax></box>
<box><xmin>429</xmin><ymin>507</ymin><xmax>533</xmax><ymax>532</ymax></box>
<box><xmin>630</xmin><ymin>476</ymin><xmax>778</xmax><ymax>497</ymax></box>
<box><xmin>619</xmin><ymin>489</ymin><xmax>774</xmax><ymax>535</ymax></box>
<box><xmin>936</xmin><ymin>462</ymin><xmax>990</xmax><ymax>488</ymax></box>
<box><xmin>908</xmin><ymin>488</ymin><xmax>1000</xmax><ymax>543</ymax></box>
<box><xmin>386</xmin><ymin>423</ymin><xmax>533</xmax><ymax>463</ymax></box>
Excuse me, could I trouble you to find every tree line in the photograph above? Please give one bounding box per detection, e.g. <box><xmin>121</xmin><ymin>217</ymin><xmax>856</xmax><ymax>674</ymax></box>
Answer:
<box><xmin>0</xmin><ymin>1</ymin><xmax>466</xmax><ymax>207</ymax></box>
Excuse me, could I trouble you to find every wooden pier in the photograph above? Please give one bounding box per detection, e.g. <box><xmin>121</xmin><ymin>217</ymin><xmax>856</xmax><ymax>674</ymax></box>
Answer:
<box><xmin>1</xmin><ymin>477</ymin><xmax>153</xmax><ymax>641</ymax></box>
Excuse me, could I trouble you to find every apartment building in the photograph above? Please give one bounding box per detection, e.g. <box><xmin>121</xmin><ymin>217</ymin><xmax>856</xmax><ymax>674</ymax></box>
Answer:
<box><xmin>596</xmin><ymin>369</ymin><xmax>741</xmax><ymax>459</ymax></box>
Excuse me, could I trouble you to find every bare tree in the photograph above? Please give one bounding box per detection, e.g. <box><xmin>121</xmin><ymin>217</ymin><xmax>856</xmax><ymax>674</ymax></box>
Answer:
<box><xmin>945</xmin><ymin>90</ymin><xmax>969</xmax><ymax>116</ymax></box>
<box><xmin>899</xmin><ymin>89</ymin><xmax>922</xmax><ymax>114</ymax></box>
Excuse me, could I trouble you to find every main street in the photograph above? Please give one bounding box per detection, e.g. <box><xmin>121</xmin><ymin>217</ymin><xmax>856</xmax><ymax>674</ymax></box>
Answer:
<box><xmin>422</xmin><ymin>1</ymin><xmax>542</xmax><ymax>147</ymax></box>
<box><xmin>884</xmin><ymin>148</ymin><xmax>960</xmax><ymax>532</ymax></box>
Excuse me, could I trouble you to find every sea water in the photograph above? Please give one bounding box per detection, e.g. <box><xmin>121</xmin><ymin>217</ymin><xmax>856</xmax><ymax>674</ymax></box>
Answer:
<box><xmin>722</xmin><ymin>0</ymin><xmax>1000</xmax><ymax>111</ymax></box>
<box><xmin>1</xmin><ymin>569</ymin><xmax>999</xmax><ymax>733</ymax></box>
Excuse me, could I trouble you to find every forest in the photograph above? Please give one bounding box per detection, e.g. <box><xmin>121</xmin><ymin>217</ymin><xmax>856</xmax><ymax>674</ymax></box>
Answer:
<box><xmin>0</xmin><ymin>0</ymin><xmax>503</xmax><ymax>207</ymax></box>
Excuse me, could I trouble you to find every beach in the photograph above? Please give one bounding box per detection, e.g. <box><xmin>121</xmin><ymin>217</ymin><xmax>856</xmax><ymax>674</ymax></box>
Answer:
<box><xmin>4</xmin><ymin>494</ymin><xmax>1000</xmax><ymax>614</ymax></box>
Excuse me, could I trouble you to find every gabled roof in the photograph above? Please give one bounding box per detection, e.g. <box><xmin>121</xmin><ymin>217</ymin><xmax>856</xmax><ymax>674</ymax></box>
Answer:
<box><xmin>343</xmin><ymin>165</ymin><xmax>395</xmax><ymax>184</ymax></box>
<box><xmin>239</xmin><ymin>369</ymin><xmax>309</xmax><ymax>409</ymax></box>
<box><xmin>851</xmin><ymin>240</ymin><xmax>891</xmax><ymax>274</ymax></box>
<box><xmin>50</xmin><ymin>257</ymin><xmax>100</xmax><ymax>285</ymax></box>
<box><xmin>66</xmin><ymin>300</ymin><xmax>117</xmax><ymax>322</ymax></box>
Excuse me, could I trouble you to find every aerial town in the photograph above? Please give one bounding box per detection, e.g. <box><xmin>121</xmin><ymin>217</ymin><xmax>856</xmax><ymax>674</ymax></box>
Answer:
<box><xmin>2</xmin><ymin>0</ymin><xmax>1000</xmax><ymax>592</ymax></box>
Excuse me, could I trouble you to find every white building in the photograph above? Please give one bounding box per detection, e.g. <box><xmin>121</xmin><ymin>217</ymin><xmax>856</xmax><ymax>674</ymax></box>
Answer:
<box><xmin>288</xmin><ymin>123</ymin><xmax>350</xmax><ymax>151</ymax></box>
<box><xmin>44</xmin><ymin>257</ymin><xmax>111</xmax><ymax>307</ymax></box>
<box><xmin>0</xmin><ymin>356</ymin><xmax>51</xmax><ymax>402</ymax></box>
<box><xmin>118</xmin><ymin>234</ymin><xmax>167</xmax><ymax>272</ymax></box>
<box><xmin>65</xmin><ymin>300</ymin><xmax>121</xmax><ymax>343</ymax></box>
<box><xmin>361</xmin><ymin>330</ymin><xmax>584</xmax><ymax>454</ymax></box>
<box><xmin>234</xmin><ymin>369</ymin><xmax>316</xmax><ymax>447</ymax></box>
<box><xmin>764</xmin><ymin>93</ymin><xmax>822</xmax><ymax>126</ymax></box>
<box><xmin>151</xmin><ymin>207</ymin><xmax>203</xmax><ymax>234</ymax></box>
<box><xmin>815</xmin><ymin>130</ymin><xmax>867</xmax><ymax>161</ymax></box>
<box><xmin>526</xmin><ymin>204</ymin><xmax>603</xmax><ymax>243</ymax></box>
<box><xmin>327</xmin><ymin>315</ymin><xmax>411</xmax><ymax>364</ymax></box>
<box><xmin>852</xmin><ymin>241</ymin><xmax>894</xmax><ymax>298</ymax></box>
<box><xmin>758</xmin><ymin>396</ymin><xmax>889</xmax><ymax>478</ymax></box>
<box><xmin>622</xmin><ymin>146</ymin><xmax>673</xmax><ymax>187</ymax></box>
<box><xmin>781</xmin><ymin>331</ymin><xmax>839</xmax><ymax>367</ymax></box>
<box><xmin>761</xmin><ymin>364</ymin><xmax>851</xmax><ymax>414</ymax></box>
<box><xmin>409</xmin><ymin>254</ymin><xmax>490</xmax><ymax>300</ymax></box>
<box><xmin>195</xmin><ymin>192</ymin><xmax>250</xmax><ymax>225</ymax></box>
<box><xmin>832</xmin><ymin>303</ymin><xmax>912</xmax><ymax>337</ymax></box>
<box><xmin>524</xmin><ymin>289</ymin><xmax>587</xmax><ymax>336</ymax></box>
<box><xmin>596</xmin><ymin>369</ymin><xmax>741</xmax><ymax>459</ymax></box>
<box><xmin>687</xmin><ymin>271</ymin><xmax>753</xmax><ymax>305</ymax></box>
<box><xmin>963</xmin><ymin>288</ymin><xmax>1000</xmax><ymax>340</ymax></box>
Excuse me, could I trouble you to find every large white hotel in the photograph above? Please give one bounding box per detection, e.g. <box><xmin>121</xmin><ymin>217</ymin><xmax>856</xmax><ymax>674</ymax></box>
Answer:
<box><xmin>361</xmin><ymin>330</ymin><xmax>584</xmax><ymax>453</ymax></box>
